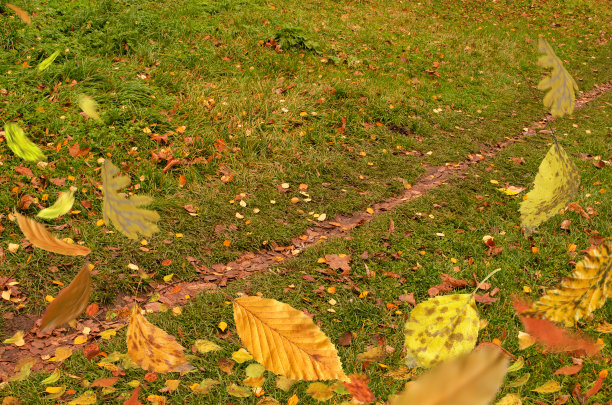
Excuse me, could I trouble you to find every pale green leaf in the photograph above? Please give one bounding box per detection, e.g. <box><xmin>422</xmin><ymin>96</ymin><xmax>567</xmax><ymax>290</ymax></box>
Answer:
<box><xmin>3</xmin><ymin>122</ymin><xmax>45</xmax><ymax>162</ymax></box>
<box><xmin>520</xmin><ymin>143</ymin><xmax>580</xmax><ymax>234</ymax></box>
<box><xmin>226</xmin><ymin>383</ymin><xmax>251</xmax><ymax>398</ymax></box>
<box><xmin>102</xmin><ymin>159</ymin><xmax>160</xmax><ymax>239</ymax></box>
<box><xmin>38</xmin><ymin>50</ymin><xmax>60</xmax><ymax>72</ymax></box>
<box><xmin>41</xmin><ymin>368</ymin><xmax>61</xmax><ymax>385</ymax></box>
<box><xmin>77</xmin><ymin>94</ymin><xmax>102</xmax><ymax>122</ymax></box>
<box><xmin>37</xmin><ymin>190</ymin><xmax>75</xmax><ymax>219</ymax></box>
<box><xmin>245</xmin><ymin>363</ymin><xmax>266</xmax><ymax>378</ymax></box>
<box><xmin>537</xmin><ymin>38</ymin><xmax>578</xmax><ymax>118</ymax></box>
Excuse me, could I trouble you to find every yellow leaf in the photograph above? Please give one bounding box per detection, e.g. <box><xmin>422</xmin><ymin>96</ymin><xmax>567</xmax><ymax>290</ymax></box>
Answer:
<box><xmin>531</xmin><ymin>379</ymin><xmax>561</xmax><ymax>393</ymax></box>
<box><xmin>246</xmin><ymin>363</ymin><xmax>266</xmax><ymax>378</ymax></box>
<box><xmin>507</xmin><ymin>357</ymin><xmax>524</xmax><ymax>373</ymax></box>
<box><xmin>276</xmin><ymin>375</ymin><xmax>297</xmax><ymax>391</ymax></box>
<box><xmin>306</xmin><ymin>382</ymin><xmax>334</xmax><ymax>402</ymax></box>
<box><xmin>194</xmin><ymin>339</ymin><xmax>222</xmax><ymax>354</ymax></box>
<box><xmin>163</xmin><ymin>379</ymin><xmax>180</xmax><ymax>392</ymax></box>
<box><xmin>45</xmin><ymin>386</ymin><xmax>66</xmax><ymax>399</ymax></box>
<box><xmin>537</xmin><ymin>38</ymin><xmax>578</xmax><ymax>118</ymax></box>
<box><xmin>218</xmin><ymin>321</ymin><xmax>228</xmax><ymax>331</ymax></box>
<box><xmin>507</xmin><ymin>373</ymin><xmax>530</xmax><ymax>389</ymax></box>
<box><xmin>389</xmin><ymin>346</ymin><xmax>508</xmax><ymax>405</ymax></box>
<box><xmin>102</xmin><ymin>160</ymin><xmax>160</xmax><ymax>239</ymax></box>
<box><xmin>244</xmin><ymin>376</ymin><xmax>266</xmax><ymax>387</ymax></box>
<box><xmin>3</xmin><ymin>330</ymin><xmax>25</xmax><ymax>346</ymax></box>
<box><xmin>15</xmin><ymin>212</ymin><xmax>91</xmax><ymax>256</ymax></box>
<box><xmin>40</xmin><ymin>263</ymin><xmax>91</xmax><ymax>332</ymax></box>
<box><xmin>6</xmin><ymin>3</ymin><xmax>31</xmax><ymax>24</ymax></box>
<box><xmin>147</xmin><ymin>394</ymin><xmax>166</xmax><ymax>405</ymax></box>
<box><xmin>232</xmin><ymin>348</ymin><xmax>253</xmax><ymax>364</ymax></box>
<box><xmin>519</xmin><ymin>143</ymin><xmax>580</xmax><ymax>235</ymax></box>
<box><xmin>41</xmin><ymin>368</ymin><xmax>61</xmax><ymax>385</ymax></box>
<box><xmin>37</xmin><ymin>50</ymin><xmax>60</xmax><ymax>72</ymax></box>
<box><xmin>74</xmin><ymin>335</ymin><xmax>88</xmax><ymax>345</ymax></box>
<box><xmin>233</xmin><ymin>296</ymin><xmax>348</xmax><ymax>381</ymax></box>
<box><xmin>67</xmin><ymin>390</ymin><xmax>97</xmax><ymax>405</ymax></box>
<box><xmin>77</xmin><ymin>94</ymin><xmax>102</xmax><ymax>122</ymax></box>
<box><xmin>496</xmin><ymin>393</ymin><xmax>522</xmax><ymax>405</ymax></box>
<box><xmin>100</xmin><ymin>328</ymin><xmax>117</xmax><ymax>339</ymax></box>
<box><xmin>226</xmin><ymin>383</ymin><xmax>251</xmax><ymax>398</ymax></box>
<box><xmin>190</xmin><ymin>379</ymin><xmax>219</xmax><ymax>394</ymax></box>
<box><xmin>37</xmin><ymin>190</ymin><xmax>75</xmax><ymax>219</ymax></box>
<box><xmin>49</xmin><ymin>347</ymin><xmax>73</xmax><ymax>362</ymax></box>
<box><xmin>4</xmin><ymin>123</ymin><xmax>45</xmax><ymax>162</ymax></box>
<box><xmin>287</xmin><ymin>394</ymin><xmax>299</xmax><ymax>405</ymax></box>
<box><xmin>517</xmin><ymin>331</ymin><xmax>536</xmax><ymax>350</ymax></box>
<box><xmin>403</xmin><ymin>294</ymin><xmax>479</xmax><ymax>368</ymax></box>
<box><xmin>522</xmin><ymin>241</ymin><xmax>610</xmax><ymax>326</ymax></box>
<box><xmin>126</xmin><ymin>306</ymin><xmax>194</xmax><ymax>373</ymax></box>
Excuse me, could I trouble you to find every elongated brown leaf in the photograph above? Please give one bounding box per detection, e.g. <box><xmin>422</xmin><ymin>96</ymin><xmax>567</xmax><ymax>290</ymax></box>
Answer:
<box><xmin>40</xmin><ymin>263</ymin><xmax>91</xmax><ymax>332</ymax></box>
<box><xmin>389</xmin><ymin>346</ymin><xmax>508</xmax><ymax>405</ymax></box>
<box><xmin>15</xmin><ymin>212</ymin><xmax>91</xmax><ymax>256</ymax></box>
<box><xmin>233</xmin><ymin>296</ymin><xmax>348</xmax><ymax>381</ymax></box>
<box><xmin>126</xmin><ymin>306</ymin><xmax>194</xmax><ymax>373</ymax></box>
<box><xmin>6</xmin><ymin>3</ymin><xmax>31</xmax><ymax>24</ymax></box>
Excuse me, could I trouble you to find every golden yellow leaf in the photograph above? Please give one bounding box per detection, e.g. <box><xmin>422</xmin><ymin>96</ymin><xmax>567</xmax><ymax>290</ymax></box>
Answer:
<box><xmin>49</xmin><ymin>347</ymin><xmax>73</xmax><ymax>362</ymax></box>
<box><xmin>45</xmin><ymin>386</ymin><xmax>66</xmax><ymax>399</ymax></box>
<box><xmin>276</xmin><ymin>375</ymin><xmax>297</xmax><ymax>391</ymax></box>
<box><xmin>306</xmin><ymin>382</ymin><xmax>334</xmax><ymax>402</ymax></box>
<box><xmin>523</xmin><ymin>241</ymin><xmax>610</xmax><ymax>326</ymax></box>
<box><xmin>506</xmin><ymin>373</ymin><xmax>530</xmax><ymax>389</ymax></box>
<box><xmin>6</xmin><ymin>3</ymin><xmax>31</xmax><ymax>24</ymax></box>
<box><xmin>190</xmin><ymin>379</ymin><xmax>219</xmax><ymax>394</ymax></box>
<box><xmin>226</xmin><ymin>383</ymin><xmax>251</xmax><ymax>398</ymax></box>
<box><xmin>40</xmin><ymin>263</ymin><xmax>91</xmax><ymax>332</ymax></box>
<box><xmin>4</xmin><ymin>123</ymin><xmax>45</xmax><ymax>162</ymax></box>
<box><xmin>403</xmin><ymin>294</ymin><xmax>479</xmax><ymax>368</ymax></box>
<box><xmin>3</xmin><ymin>330</ymin><xmax>25</xmax><ymax>346</ymax></box>
<box><xmin>37</xmin><ymin>50</ymin><xmax>60</xmax><ymax>72</ymax></box>
<box><xmin>389</xmin><ymin>346</ymin><xmax>508</xmax><ymax>405</ymax></box>
<box><xmin>519</xmin><ymin>143</ymin><xmax>580</xmax><ymax>235</ymax></box>
<box><xmin>231</xmin><ymin>348</ymin><xmax>253</xmax><ymax>363</ymax></box>
<box><xmin>37</xmin><ymin>190</ymin><xmax>75</xmax><ymax>219</ymax></box>
<box><xmin>496</xmin><ymin>393</ymin><xmax>522</xmax><ymax>405</ymax></box>
<box><xmin>246</xmin><ymin>363</ymin><xmax>266</xmax><ymax>378</ymax></box>
<box><xmin>537</xmin><ymin>38</ymin><xmax>579</xmax><ymax>118</ymax></box>
<box><xmin>126</xmin><ymin>306</ymin><xmax>194</xmax><ymax>373</ymax></box>
<box><xmin>67</xmin><ymin>390</ymin><xmax>97</xmax><ymax>405</ymax></box>
<box><xmin>517</xmin><ymin>331</ymin><xmax>536</xmax><ymax>350</ymax></box>
<box><xmin>102</xmin><ymin>160</ymin><xmax>160</xmax><ymax>239</ymax></box>
<box><xmin>163</xmin><ymin>379</ymin><xmax>180</xmax><ymax>392</ymax></box>
<box><xmin>77</xmin><ymin>94</ymin><xmax>102</xmax><ymax>122</ymax></box>
<box><xmin>531</xmin><ymin>379</ymin><xmax>561</xmax><ymax>393</ymax></box>
<box><xmin>194</xmin><ymin>339</ymin><xmax>222</xmax><ymax>354</ymax></box>
<box><xmin>233</xmin><ymin>296</ymin><xmax>348</xmax><ymax>381</ymax></box>
<box><xmin>287</xmin><ymin>394</ymin><xmax>299</xmax><ymax>405</ymax></box>
<box><xmin>15</xmin><ymin>212</ymin><xmax>91</xmax><ymax>256</ymax></box>
<box><xmin>147</xmin><ymin>394</ymin><xmax>166</xmax><ymax>405</ymax></box>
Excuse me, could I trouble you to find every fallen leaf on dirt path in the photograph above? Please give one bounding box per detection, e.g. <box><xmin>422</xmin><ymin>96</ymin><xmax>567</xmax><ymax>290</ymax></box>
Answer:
<box><xmin>127</xmin><ymin>306</ymin><xmax>194</xmax><ymax>373</ymax></box>
<box><xmin>522</xmin><ymin>241</ymin><xmax>610</xmax><ymax>326</ymax></box>
<box><xmin>520</xmin><ymin>143</ymin><xmax>580</xmax><ymax>235</ymax></box>
<box><xmin>40</xmin><ymin>262</ymin><xmax>91</xmax><ymax>332</ymax></box>
<box><xmin>50</xmin><ymin>347</ymin><xmax>73</xmax><ymax>362</ymax></box>
<box><xmin>532</xmin><ymin>380</ymin><xmax>561</xmax><ymax>393</ymax></box>
<box><xmin>306</xmin><ymin>382</ymin><xmax>334</xmax><ymax>402</ymax></box>
<box><xmin>37</xmin><ymin>190</ymin><xmax>75</xmax><ymax>219</ymax></box>
<box><xmin>388</xmin><ymin>346</ymin><xmax>508</xmax><ymax>405</ymax></box>
<box><xmin>343</xmin><ymin>374</ymin><xmax>376</xmax><ymax>403</ymax></box>
<box><xmin>102</xmin><ymin>160</ymin><xmax>160</xmax><ymax>239</ymax></box>
<box><xmin>6</xmin><ymin>3</ymin><xmax>31</xmax><ymax>24</ymax></box>
<box><xmin>537</xmin><ymin>37</ymin><xmax>578</xmax><ymax>118</ymax></box>
<box><xmin>3</xmin><ymin>330</ymin><xmax>25</xmax><ymax>346</ymax></box>
<box><xmin>233</xmin><ymin>296</ymin><xmax>347</xmax><ymax>381</ymax></box>
<box><xmin>16</xmin><ymin>212</ymin><xmax>91</xmax><ymax>256</ymax></box>
<box><xmin>553</xmin><ymin>358</ymin><xmax>583</xmax><ymax>375</ymax></box>
<box><xmin>37</xmin><ymin>50</ymin><xmax>60</xmax><ymax>72</ymax></box>
<box><xmin>4</xmin><ymin>123</ymin><xmax>45</xmax><ymax>162</ymax></box>
<box><xmin>404</xmin><ymin>294</ymin><xmax>479</xmax><ymax>368</ymax></box>
<box><xmin>77</xmin><ymin>95</ymin><xmax>102</xmax><ymax>122</ymax></box>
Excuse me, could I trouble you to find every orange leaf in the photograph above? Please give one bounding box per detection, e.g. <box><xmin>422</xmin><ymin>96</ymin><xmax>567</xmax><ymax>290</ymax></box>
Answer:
<box><xmin>123</xmin><ymin>386</ymin><xmax>142</xmax><ymax>405</ymax></box>
<box><xmin>91</xmin><ymin>376</ymin><xmax>119</xmax><ymax>387</ymax></box>
<box><xmin>343</xmin><ymin>374</ymin><xmax>376</xmax><ymax>403</ymax></box>
<box><xmin>6</xmin><ymin>3</ymin><xmax>31</xmax><ymax>24</ymax></box>
<box><xmin>16</xmin><ymin>212</ymin><xmax>91</xmax><ymax>256</ymax></box>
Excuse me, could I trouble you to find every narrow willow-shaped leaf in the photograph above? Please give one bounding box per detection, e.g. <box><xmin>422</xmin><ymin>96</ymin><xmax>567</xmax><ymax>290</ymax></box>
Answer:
<box><xmin>537</xmin><ymin>38</ymin><xmax>579</xmax><ymax>117</ymax></box>
<box><xmin>520</xmin><ymin>143</ymin><xmax>580</xmax><ymax>235</ymax></box>
<box><xmin>403</xmin><ymin>294</ymin><xmax>479</xmax><ymax>368</ymax></box>
<box><xmin>102</xmin><ymin>159</ymin><xmax>160</xmax><ymax>239</ymax></box>
<box><xmin>15</xmin><ymin>212</ymin><xmax>91</xmax><ymax>256</ymax></box>
<box><xmin>37</xmin><ymin>190</ymin><xmax>75</xmax><ymax>219</ymax></box>
<box><xmin>389</xmin><ymin>346</ymin><xmax>508</xmax><ymax>405</ymax></box>
<box><xmin>233</xmin><ymin>296</ymin><xmax>348</xmax><ymax>381</ymax></box>
<box><xmin>6</xmin><ymin>3</ymin><xmax>31</xmax><ymax>24</ymax></box>
<box><xmin>40</xmin><ymin>263</ymin><xmax>91</xmax><ymax>332</ymax></box>
<box><xmin>77</xmin><ymin>94</ymin><xmax>102</xmax><ymax>122</ymax></box>
<box><xmin>37</xmin><ymin>50</ymin><xmax>60</xmax><ymax>72</ymax></box>
<box><xmin>3</xmin><ymin>123</ymin><xmax>45</xmax><ymax>162</ymax></box>
<box><xmin>126</xmin><ymin>306</ymin><xmax>194</xmax><ymax>373</ymax></box>
<box><xmin>523</xmin><ymin>241</ymin><xmax>610</xmax><ymax>326</ymax></box>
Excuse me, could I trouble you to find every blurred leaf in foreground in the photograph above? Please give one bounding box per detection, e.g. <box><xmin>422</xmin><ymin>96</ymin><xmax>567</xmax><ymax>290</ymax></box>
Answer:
<box><xmin>37</xmin><ymin>189</ymin><xmax>75</xmax><ymax>219</ymax></box>
<box><xmin>3</xmin><ymin>123</ymin><xmax>45</xmax><ymax>162</ymax></box>
<box><xmin>537</xmin><ymin>37</ymin><xmax>579</xmax><ymax>117</ymax></box>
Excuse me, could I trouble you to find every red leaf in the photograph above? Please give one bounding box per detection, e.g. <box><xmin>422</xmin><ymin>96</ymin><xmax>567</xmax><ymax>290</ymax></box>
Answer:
<box><xmin>91</xmin><ymin>376</ymin><xmax>119</xmax><ymax>387</ymax></box>
<box><xmin>554</xmin><ymin>358</ymin><xmax>583</xmax><ymax>375</ymax></box>
<box><xmin>14</xmin><ymin>166</ymin><xmax>33</xmax><ymax>178</ymax></box>
<box><xmin>85</xmin><ymin>303</ymin><xmax>99</xmax><ymax>317</ymax></box>
<box><xmin>343</xmin><ymin>374</ymin><xmax>376</xmax><ymax>403</ymax></box>
<box><xmin>83</xmin><ymin>343</ymin><xmax>100</xmax><ymax>360</ymax></box>
<box><xmin>123</xmin><ymin>386</ymin><xmax>142</xmax><ymax>405</ymax></box>
<box><xmin>144</xmin><ymin>372</ymin><xmax>158</xmax><ymax>382</ymax></box>
<box><xmin>584</xmin><ymin>369</ymin><xmax>607</xmax><ymax>398</ymax></box>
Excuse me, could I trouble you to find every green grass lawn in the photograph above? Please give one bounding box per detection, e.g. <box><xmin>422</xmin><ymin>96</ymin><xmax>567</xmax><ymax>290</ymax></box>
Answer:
<box><xmin>1</xmin><ymin>0</ymin><xmax>611</xmax><ymax>403</ymax></box>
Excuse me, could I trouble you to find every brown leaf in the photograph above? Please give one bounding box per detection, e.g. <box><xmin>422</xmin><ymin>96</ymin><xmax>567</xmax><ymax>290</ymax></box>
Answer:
<box><xmin>553</xmin><ymin>358</ymin><xmax>583</xmax><ymax>375</ymax></box>
<box><xmin>428</xmin><ymin>274</ymin><xmax>468</xmax><ymax>297</ymax></box>
<box><xmin>324</xmin><ymin>254</ymin><xmax>351</xmax><ymax>274</ymax></box>
<box><xmin>217</xmin><ymin>357</ymin><xmax>235</xmax><ymax>375</ymax></box>
<box><xmin>588</xmin><ymin>235</ymin><xmax>605</xmax><ymax>246</ymax></box>
<box><xmin>83</xmin><ymin>343</ymin><xmax>100</xmax><ymax>360</ymax></box>
<box><xmin>15</xmin><ymin>213</ymin><xmax>91</xmax><ymax>256</ymax></box>
<box><xmin>6</xmin><ymin>3</ymin><xmax>32</xmax><ymax>24</ymax></box>
<box><xmin>474</xmin><ymin>293</ymin><xmax>498</xmax><ymax>305</ymax></box>
<box><xmin>338</xmin><ymin>331</ymin><xmax>353</xmax><ymax>346</ymax></box>
<box><xmin>399</xmin><ymin>293</ymin><xmax>416</xmax><ymax>306</ymax></box>
<box><xmin>40</xmin><ymin>263</ymin><xmax>91</xmax><ymax>332</ymax></box>
<box><xmin>356</xmin><ymin>346</ymin><xmax>386</xmax><ymax>362</ymax></box>
<box><xmin>560</xmin><ymin>219</ymin><xmax>571</xmax><ymax>230</ymax></box>
<box><xmin>344</xmin><ymin>374</ymin><xmax>376</xmax><ymax>403</ymax></box>
<box><xmin>14</xmin><ymin>166</ymin><xmax>33</xmax><ymax>178</ymax></box>
<box><xmin>91</xmin><ymin>376</ymin><xmax>119</xmax><ymax>387</ymax></box>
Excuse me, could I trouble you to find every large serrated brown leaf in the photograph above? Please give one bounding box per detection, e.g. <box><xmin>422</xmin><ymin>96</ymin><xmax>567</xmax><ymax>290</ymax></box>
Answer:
<box><xmin>388</xmin><ymin>346</ymin><xmax>508</xmax><ymax>405</ymax></box>
<box><xmin>126</xmin><ymin>306</ymin><xmax>194</xmax><ymax>373</ymax></box>
<box><xmin>40</xmin><ymin>263</ymin><xmax>91</xmax><ymax>332</ymax></box>
<box><xmin>233</xmin><ymin>296</ymin><xmax>347</xmax><ymax>381</ymax></box>
<box><xmin>15</xmin><ymin>212</ymin><xmax>91</xmax><ymax>256</ymax></box>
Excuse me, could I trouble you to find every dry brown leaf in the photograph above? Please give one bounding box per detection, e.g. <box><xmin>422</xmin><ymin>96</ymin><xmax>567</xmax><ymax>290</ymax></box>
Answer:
<box><xmin>127</xmin><ymin>306</ymin><xmax>194</xmax><ymax>373</ymax></box>
<box><xmin>15</xmin><ymin>212</ymin><xmax>91</xmax><ymax>256</ymax></box>
<box><xmin>388</xmin><ymin>346</ymin><xmax>508</xmax><ymax>405</ymax></box>
<box><xmin>6</xmin><ymin>3</ymin><xmax>31</xmax><ymax>24</ymax></box>
<box><xmin>233</xmin><ymin>296</ymin><xmax>348</xmax><ymax>381</ymax></box>
<box><xmin>40</xmin><ymin>263</ymin><xmax>91</xmax><ymax>332</ymax></box>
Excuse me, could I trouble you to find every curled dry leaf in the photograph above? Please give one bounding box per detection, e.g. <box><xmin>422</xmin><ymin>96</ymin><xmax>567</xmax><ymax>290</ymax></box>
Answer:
<box><xmin>388</xmin><ymin>346</ymin><xmax>508</xmax><ymax>405</ymax></box>
<box><xmin>15</xmin><ymin>212</ymin><xmax>91</xmax><ymax>256</ymax></box>
<box><xmin>40</xmin><ymin>262</ymin><xmax>91</xmax><ymax>332</ymax></box>
<box><xmin>127</xmin><ymin>306</ymin><xmax>194</xmax><ymax>373</ymax></box>
<box><xmin>233</xmin><ymin>296</ymin><xmax>348</xmax><ymax>381</ymax></box>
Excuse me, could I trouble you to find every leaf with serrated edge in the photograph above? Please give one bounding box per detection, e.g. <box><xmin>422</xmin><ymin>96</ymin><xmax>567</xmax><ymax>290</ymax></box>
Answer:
<box><xmin>40</xmin><ymin>263</ymin><xmax>91</xmax><ymax>332</ymax></box>
<box><xmin>16</xmin><ymin>212</ymin><xmax>91</xmax><ymax>256</ymax></box>
<box><xmin>77</xmin><ymin>94</ymin><xmax>102</xmax><ymax>122</ymax></box>
<box><xmin>403</xmin><ymin>294</ymin><xmax>479</xmax><ymax>368</ymax></box>
<box><xmin>537</xmin><ymin>38</ymin><xmax>578</xmax><ymax>117</ymax></box>
<box><xmin>4</xmin><ymin>123</ymin><xmax>45</xmax><ymax>162</ymax></box>
<box><xmin>37</xmin><ymin>190</ymin><xmax>75</xmax><ymax>219</ymax></box>
<box><xmin>6</xmin><ymin>3</ymin><xmax>31</xmax><ymax>24</ymax></box>
<box><xmin>233</xmin><ymin>296</ymin><xmax>348</xmax><ymax>381</ymax></box>
<box><xmin>389</xmin><ymin>346</ymin><xmax>508</xmax><ymax>405</ymax></box>
<box><xmin>127</xmin><ymin>306</ymin><xmax>194</xmax><ymax>373</ymax></box>
<box><xmin>523</xmin><ymin>241</ymin><xmax>610</xmax><ymax>326</ymax></box>
<box><xmin>38</xmin><ymin>50</ymin><xmax>60</xmax><ymax>72</ymax></box>
<box><xmin>102</xmin><ymin>159</ymin><xmax>160</xmax><ymax>239</ymax></box>
<box><xmin>520</xmin><ymin>143</ymin><xmax>580</xmax><ymax>235</ymax></box>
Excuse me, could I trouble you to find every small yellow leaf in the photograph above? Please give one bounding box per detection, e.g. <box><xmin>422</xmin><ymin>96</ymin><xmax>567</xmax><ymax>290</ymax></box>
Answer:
<box><xmin>190</xmin><ymin>379</ymin><xmax>219</xmax><ymax>394</ymax></box>
<box><xmin>226</xmin><ymin>383</ymin><xmax>251</xmax><ymax>398</ymax></box>
<box><xmin>67</xmin><ymin>390</ymin><xmax>97</xmax><ymax>405</ymax></box>
<box><xmin>74</xmin><ymin>335</ymin><xmax>88</xmax><ymax>345</ymax></box>
<box><xmin>77</xmin><ymin>94</ymin><xmax>102</xmax><ymax>122</ymax></box>
<box><xmin>45</xmin><ymin>386</ymin><xmax>66</xmax><ymax>399</ymax></box>
<box><xmin>232</xmin><ymin>348</ymin><xmax>253</xmax><ymax>364</ymax></box>
<box><xmin>507</xmin><ymin>373</ymin><xmax>530</xmax><ymax>388</ymax></box>
<box><xmin>3</xmin><ymin>330</ymin><xmax>25</xmax><ymax>346</ymax></box>
<box><xmin>276</xmin><ymin>375</ymin><xmax>297</xmax><ymax>391</ymax></box>
<box><xmin>245</xmin><ymin>363</ymin><xmax>266</xmax><ymax>378</ymax></box>
<box><xmin>507</xmin><ymin>357</ymin><xmax>524</xmax><ymax>373</ymax></box>
<box><xmin>194</xmin><ymin>339</ymin><xmax>222</xmax><ymax>354</ymax></box>
<box><xmin>49</xmin><ymin>347</ymin><xmax>73</xmax><ymax>362</ymax></box>
<box><xmin>37</xmin><ymin>50</ymin><xmax>61</xmax><ymax>72</ymax></box>
<box><xmin>306</xmin><ymin>382</ymin><xmax>334</xmax><ymax>402</ymax></box>
<box><xmin>518</xmin><ymin>331</ymin><xmax>536</xmax><ymax>350</ymax></box>
<box><xmin>287</xmin><ymin>394</ymin><xmax>299</xmax><ymax>405</ymax></box>
<box><xmin>163</xmin><ymin>379</ymin><xmax>180</xmax><ymax>392</ymax></box>
<box><xmin>37</xmin><ymin>190</ymin><xmax>75</xmax><ymax>219</ymax></box>
<box><xmin>532</xmin><ymin>379</ymin><xmax>561</xmax><ymax>393</ymax></box>
<box><xmin>163</xmin><ymin>274</ymin><xmax>174</xmax><ymax>282</ymax></box>
<box><xmin>100</xmin><ymin>328</ymin><xmax>117</xmax><ymax>339</ymax></box>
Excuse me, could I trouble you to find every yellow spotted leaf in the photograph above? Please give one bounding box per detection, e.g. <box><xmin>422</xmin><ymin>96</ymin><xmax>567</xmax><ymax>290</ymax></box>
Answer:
<box><xmin>519</xmin><ymin>143</ymin><xmax>580</xmax><ymax>235</ymax></box>
<box><xmin>233</xmin><ymin>296</ymin><xmax>348</xmax><ymax>381</ymax></box>
<box><xmin>537</xmin><ymin>38</ymin><xmax>578</xmax><ymax>118</ymax></box>
<box><xmin>6</xmin><ymin>3</ymin><xmax>31</xmax><ymax>24</ymax></box>
<box><xmin>102</xmin><ymin>159</ymin><xmax>160</xmax><ymax>239</ymax></box>
<box><xmin>40</xmin><ymin>263</ymin><xmax>91</xmax><ymax>332</ymax></box>
<box><xmin>403</xmin><ymin>294</ymin><xmax>479</xmax><ymax>368</ymax></box>
<box><xmin>532</xmin><ymin>379</ymin><xmax>561</xmax><ymax>393</ymax></box>
<box><xmin>126</xmin><ymin>306</ymin><xmax>194</xmax><ymax>373</ymax></box>
<box><xmin>522</xmin><ymin>241</ymin><xmax>610</xmax><ymax>326</ymax></box>
<box><xmin>38</xmin><ymin>190</ymin><xmax>75</xmax><ymax>219</ymax></box>
<box><xmin>37</xmin><ymin>50</ymin><xmax>60</xmax><ymax>72</ymax></box>
<box><xmin>77</xmin><ymin>94</ymin><xmax>102</xmax><ymax>122</ymax></box>
<box><xmin>16</xmin><ymin>212</ymin><xmax>91</xmax><ymax>256</ymax></box>
<box><xmin>306</xmin><ymin>382</ymin><xmax>334</xmax><ymax>402</ymax></box>
<box><xmin>389</xmin><ymin>346</ymin><xmax>508</xmax><ymax>405</ymax></box>
<box><xmin>3</xmin><ymin>122</ymin><xmax>45</xmax><ymax>162</ymax></box>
